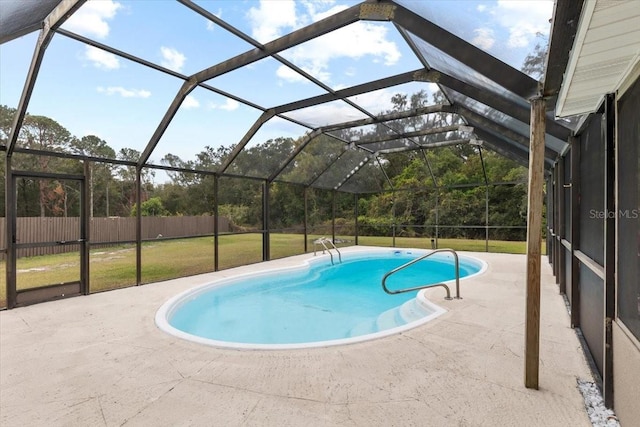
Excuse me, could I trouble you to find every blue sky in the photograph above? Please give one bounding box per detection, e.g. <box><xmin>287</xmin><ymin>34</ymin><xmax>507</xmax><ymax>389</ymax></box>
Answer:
<box><xmin>0</xmin><ymin>0</ymin><xmax>553</xmax><ymax>175</ymax></box>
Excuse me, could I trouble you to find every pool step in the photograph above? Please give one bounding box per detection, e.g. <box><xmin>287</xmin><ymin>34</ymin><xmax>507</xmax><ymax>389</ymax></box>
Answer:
<box><xmin>348</xmin><ymin>299</ymin><xmax>432</xmax><ymax>338</ymax></box>
<box><xmin>375</xmin><ymin>306</ymin><xmax>403</xmax><ymax>330</ymax></box>
<box><xmin>399</xmin><ymin>298</ymin><xmax>432</xmax><ymax>323</ymax></box>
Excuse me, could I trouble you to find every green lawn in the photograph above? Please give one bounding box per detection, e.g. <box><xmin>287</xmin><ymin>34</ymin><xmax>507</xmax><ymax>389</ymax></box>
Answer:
<box><xmin>0</xmin><ymin>234</ymin><xmax>545</xmax><ymax>308</ymax></box>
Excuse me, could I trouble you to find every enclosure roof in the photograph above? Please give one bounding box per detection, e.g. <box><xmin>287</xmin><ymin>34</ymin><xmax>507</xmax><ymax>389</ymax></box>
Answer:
<box><xmin>1</xmin><ymin>0</ymin><xmax>579</xmax><ymax>193</ymax></box>
<box><xmin>553</xmin><ymin>0</ymin><xmax>640</xmax><ymax>117</ymax></box>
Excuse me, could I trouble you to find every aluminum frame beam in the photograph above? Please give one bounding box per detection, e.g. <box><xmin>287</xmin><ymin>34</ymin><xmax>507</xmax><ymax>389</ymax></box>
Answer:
<box><xmin>273</xmin><ymin>70</ymin><xmax>421</xmax><ymax>114</ymax></box>
<box><xmin>3</xmin><ymin>0</ymin><xmax>571</xmax><ymax>195</ymax></box>
<box><xmin>218</xmin><ymin>110</ymin><xmax>276</xmax><ymax>174</ymax></box>
<box><xmin>471</xmin><ymin>128</ymin><xmax>536</xmax><ymax>170</ymax></box>
<box><xmin>417</xmin><ymin>69</ymin><xmax>572</xmax><ymax>141</ymax></box>
<box><xmin>267</xmin><ymin>129</ymin><xmax>323</xmax><ymax>183</ymax></box>
<box><xmin>192</xmin><ymin>4</ymin><xmax>362</xmax><ymax>84</ymax></box>
<box><xmin>388</xmin><ymin>1</ymin><xmax>540</xmax><ymax>100</ymax></box>
<box><xmin>354</xmin><ymin>124</ymin><xmax>463</xmax><ymax>147</ymax></box>
<box><xmin>6</xmin><ymin>0</ymin><xmax>87</xmax><ymax>157</ymax></box>
<box><xmin>454</xmin><ymin>105</ymin><xmax>558</xmax><ymax>162</ymax></box>
<box><xmin>137</xmin><ymin>3</ymin><xmax>362</xmax><ymax>166</ymax></box>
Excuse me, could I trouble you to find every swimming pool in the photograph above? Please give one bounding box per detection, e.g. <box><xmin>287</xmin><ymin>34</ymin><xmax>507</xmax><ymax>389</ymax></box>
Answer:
<box><xmin>156</xmin><ymin>247</ymin><xmax>486</xmax><ymax>349</ymax></box>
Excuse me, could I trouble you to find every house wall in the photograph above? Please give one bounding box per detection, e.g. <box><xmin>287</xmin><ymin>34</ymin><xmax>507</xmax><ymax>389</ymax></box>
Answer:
<box><xmin>612</xmin><ymin>321</ymin><xmax>640</xmax><ymax>426</ymax></box>
<box><xmin>548</xmin><ymin>73</ymin><xmax>640</xmax><ymax>421</ymax></box>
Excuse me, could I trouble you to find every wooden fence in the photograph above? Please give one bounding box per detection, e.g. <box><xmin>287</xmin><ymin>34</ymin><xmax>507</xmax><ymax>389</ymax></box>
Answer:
<box><xmin>0</xmin><ymin>216</ymin><xmax>230</xmax><ymax>258</ymax></box>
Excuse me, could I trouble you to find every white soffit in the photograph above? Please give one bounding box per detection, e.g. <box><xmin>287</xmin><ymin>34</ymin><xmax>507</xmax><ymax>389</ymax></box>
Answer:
<box><xmin>555</xmin><ymin>0</ymin><xmax>640</xmax><ymax>117</ymax></box>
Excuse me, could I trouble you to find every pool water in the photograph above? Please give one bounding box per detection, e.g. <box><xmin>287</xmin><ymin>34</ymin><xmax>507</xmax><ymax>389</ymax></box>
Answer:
<box><xmin>158</xmin><ymin>249</ymin><xmax>484</xmax><ymax>349</ymax></box>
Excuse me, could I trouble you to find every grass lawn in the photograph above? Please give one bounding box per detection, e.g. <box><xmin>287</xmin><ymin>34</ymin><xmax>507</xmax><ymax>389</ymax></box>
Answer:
<box><xmin>0</xmin><ymin>234</ymin><xmax>544</xmax><ymax>308</ymax></box>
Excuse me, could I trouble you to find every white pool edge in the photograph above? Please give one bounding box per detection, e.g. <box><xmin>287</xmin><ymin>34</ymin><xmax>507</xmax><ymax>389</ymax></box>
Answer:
<box><xmin>155</xmin><ymin>246</ymin><xmax>488</xmax><ymax>350</ymax></box>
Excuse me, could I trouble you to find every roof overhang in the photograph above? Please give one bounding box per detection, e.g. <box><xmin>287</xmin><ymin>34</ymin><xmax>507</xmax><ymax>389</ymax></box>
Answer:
<box><xmin>554</xmin><ymin>0</ymin><xmax>640</xmax><ymax>117</ymax></box>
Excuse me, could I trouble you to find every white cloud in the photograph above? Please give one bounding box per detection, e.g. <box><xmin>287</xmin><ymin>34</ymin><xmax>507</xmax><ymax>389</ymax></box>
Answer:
<box><xmin>84</xmin><ymin>46</ymin><xmax>120</xmax><ymax>70</ymax></box>
<box><xmin>64</xmin><ymin>0</ymin><xmax>122</xmax><ymax>39</ymax></box>
<box><xmin>246</xmin><ymin>1</ymin><xmax>399</xmax><ymax>84</ymax></box>
<box><xmin>205</xmin><ymin>9</ymin><xmax>223</xmax><ymax>31</ymax></box>
<box><xmin>276</xmin><ymin>65</ymin><xmax>309</xmax><ymax>83</ymax></box>
<box><xmin>309</xmin><ymin>4</ymin><xmax>349</xmax><ymax>22</ymax></box>
<box><xmin>160</xmin><ymin>47</ymin><xmax>186</xmax><ymax>72</ymax></box>
<box><xmin>494</xmin><ymin>0</ymin><xmax>553</xmax><ymax>48</ymax></box>
<box><xmin>247</xmin><ymin>0</ymin><xmax>298</xmax><ymax>43</ymax></box>
<box><xmin>183</xmin><ymin>95</ymin><xmax>200</xmax><ymax>109</ymax></box>
<box><xmin>279</xmin><ymin>22</ymin><xmax>400</xmax><ymax>84</ymax></box>
<box><xmin>477</xmin><ymin>4</ymin><xmax>487</xmax><ymax>12</ymax></box>
<box><xmin>97</xmin><ymin>86</ymin><xmax>151</xmax><ymax>98</ymax></box>
<box><xmin>209</xmin><ymin>98</ymin><xmax>239</xmax><ymax>111</ymax></box>
<box><xmin>472</xmin><ymin>28</ymin><xmax>496</xmax><ymax>50</ymax></box>
<box><xmin>348</xmin><ymin>89</ymin><xmax>395</xmax><ymax>114</ymax></box>
<box><xmin>286</xmin><ymin>102</ymin><xmax>366</xmax><ymax>126</ymax></box>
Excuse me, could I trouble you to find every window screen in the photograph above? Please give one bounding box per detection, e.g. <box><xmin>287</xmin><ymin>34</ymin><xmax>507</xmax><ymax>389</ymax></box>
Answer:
<box><xmin>617</xmin><ymin>76</ymin><xmax>640</xmax><ymax>340</ymax></box>
<box><xmin>579</xmin><ymin>114</ymin><xmax>604</xmax><ymax>266</ymax></box>
<box><xmin>563</xmin><ymin>151</ymin><xmax>571</xmax><ymax>240</ymax></box>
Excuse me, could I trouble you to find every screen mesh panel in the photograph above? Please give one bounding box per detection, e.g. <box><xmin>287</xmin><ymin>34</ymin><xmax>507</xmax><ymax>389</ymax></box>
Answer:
<box><xmin>617</xmin><ymin>76</ymin><xmax>640</xmax><ymax>340</ymax></box>
<box><xmin>338</xmin><ymin>160</ymin><xmax>387</xmax><ymax>194</ymax></box>
<box><xmin>312</xmin><ymin>149</ymin><xmax>372</xmax><ymax>191</ymax></box>
<box><xmin>563</xmin><ymin>150</ymin><xmax>571</xmax><ymax>239</ymax></box>
<box><xmin>547</xmin><ymin>175</ymin><xmax>554</xmax><ymax>232</ymax></box>
<box><xmin>564</xmin><ymin>247</ymin><xmax>572</xmax><ymax>303</ymax></box>
<box><xmin>268</xmin><ymin>182</ymin><xmax>305</xmax><ymax>231</ymax></box>
<box><xmin>306</xmin><ymin>188</ymin><xmax>335</xmax><ymax>237</ymax></box>
<box><xmin>1</xmin><ymin>0</ymin><xmax>599</xmax><ymax>311</ymax></box>
<box><xmin>579</xmin><ymin>113</ymin><xmax>604</xmax><ymax>266</ymax></box>
<box><xmin>217</xmin><ymin>176</ymin><xmax>263</xmax><ymax>232</ymax></box>
<box><xmin>437</xmin><ymin>186</ymin><xmax>485</xmax><ymax>239</ymax></box>
<box><xmin>579</xmin><ymin>264</ymin><xmax>604</xmax><ymax>375</ymax></box>
<box><xmin>275</xmin><ymin>134</ymin><xmax>345</xmax><ymax>186</ymax></box>
<box><xmin>0</xmin><ymin>0</ymin><xmax>60</xmax><ymax>43</ymax></box>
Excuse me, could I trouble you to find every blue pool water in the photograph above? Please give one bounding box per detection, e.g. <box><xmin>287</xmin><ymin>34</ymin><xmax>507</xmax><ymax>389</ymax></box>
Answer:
<box><xmin>157</xmin><ymin>249</ymin><xmax>484</xmax><ymax>349</ymax></box>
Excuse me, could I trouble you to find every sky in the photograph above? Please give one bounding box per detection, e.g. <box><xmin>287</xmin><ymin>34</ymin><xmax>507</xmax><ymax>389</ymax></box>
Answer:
<box><xmin>0</xmin><ymin>0</ymin><xmax>553</xmax><ymax>178</ymax></box>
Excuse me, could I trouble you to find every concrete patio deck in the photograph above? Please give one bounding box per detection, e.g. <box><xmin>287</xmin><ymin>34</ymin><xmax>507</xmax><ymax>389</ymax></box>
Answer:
<box><xmin>1</xmin><ymin>249</ymin><xmax>595</xmax><ymax>426</ymax></box>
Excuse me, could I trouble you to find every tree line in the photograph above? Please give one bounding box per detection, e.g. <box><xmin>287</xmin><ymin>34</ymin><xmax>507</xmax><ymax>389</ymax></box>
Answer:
<box><xmin>0</xmin><ymin>89</ymin><xmax>529</xmax><ymax>240</ymax></box>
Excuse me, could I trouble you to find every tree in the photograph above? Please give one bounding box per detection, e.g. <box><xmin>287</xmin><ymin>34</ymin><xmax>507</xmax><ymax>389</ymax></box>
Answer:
<box><xmin>160</xmin><ymin>147</ymin><xmax>221</xmax><ymax>215</ymax></box>
<box><xmin>153</xmin><ymin>182</ymin><xmax>188</xmax><ymax>215</ymax></box>
<box><xmin>521</xmin><ymin>33</ymin><xmax>548</xmax><ymax>79</ymax></box>
<box><xmin>116</xmin><ymin>148</ymin><xmax>155</xmax><ymax>215</ymax></box>
<box><xmin>0</xmin><ymin>104</ymin><xmax>16</xmax><ymax>143</ymax></box>
<box><xmin>70</xmin><ymin>135</ymin><xmax>116</xmax><ymax>217</ymax></box>
<box><xmin>19</xmin><ymin>114</ymin><xmax>73</xmax><ymax>216</ymax></box>
<box><xmin>350</xmin><ymin>89</ymin><xmax>531</xmax><ymax>240</ymax></box>
<box><xmin>161</xmin><ymin>153</ymin><xmax>196</xmax><ymax>186</ymax></box>
<box><xmin>131</xmin><ymin>196</ymin><xmax>168</xmax><ymax>217</ymax></box>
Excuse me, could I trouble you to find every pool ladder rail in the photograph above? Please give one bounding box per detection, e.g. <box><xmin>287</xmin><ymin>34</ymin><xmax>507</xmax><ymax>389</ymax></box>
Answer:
<box><xmin>382</xmin><ymin>248</ymin><xmax>461</xmax><ymax>300</ymax></box>
<box><xmin>313</xmin><ymin>237</ymin><xmax>342</xmax><ymax>265</ymax></box>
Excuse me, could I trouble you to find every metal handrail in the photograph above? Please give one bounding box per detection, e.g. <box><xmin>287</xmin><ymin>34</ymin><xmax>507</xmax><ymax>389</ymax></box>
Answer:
<box><xmin>313</xmin><ymin>237</ymin><xmax>342</xmax><ymax>265</ymax></box>
<box><xmin>381</xmin><ymin>248</ymin><xmax>461</xmax><ymax>299</ymax></box>
<box><xmin>325</xmin><ymin>239</ymin><xmax>342</xmax><ymax>264</ymax></box>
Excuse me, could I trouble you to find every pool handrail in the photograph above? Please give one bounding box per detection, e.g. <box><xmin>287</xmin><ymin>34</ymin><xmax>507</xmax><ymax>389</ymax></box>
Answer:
<box><xmin>313</xmin><ymin>237</ymin><xmax>342</xmax><ymax>265</ymax></box>
<box><xmin>381</xmin><ymin>248</ymin><xmax>461</xmax><ymax>300</ymax></box>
